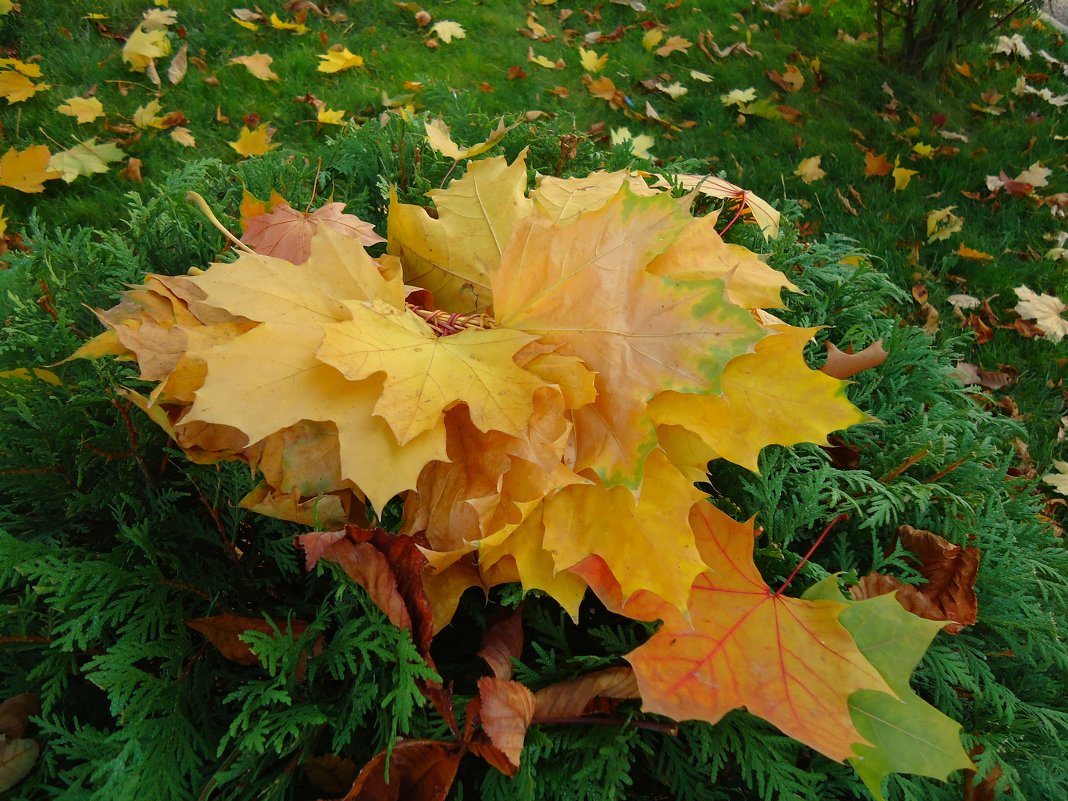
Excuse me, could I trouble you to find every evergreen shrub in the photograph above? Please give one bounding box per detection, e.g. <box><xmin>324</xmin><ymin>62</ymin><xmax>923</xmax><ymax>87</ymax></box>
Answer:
<box><xmin>1</xmin><ymin>117</ymin><xmax>1065</xmax><ymax>800</ymax></box>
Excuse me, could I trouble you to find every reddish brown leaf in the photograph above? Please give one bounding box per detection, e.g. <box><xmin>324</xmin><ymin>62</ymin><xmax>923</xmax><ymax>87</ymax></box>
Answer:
<box><xmin>303</xmin><ymin>754</ymin><xmax>358</xmax><ymax>795</ymax></box>
<box><xmin>241</xmin><ymin>202</ymin><xmax>386</xmax><ymax>264</ymax></box>
<box><xmin>0</xmin><ymin>694</ymin><xmax>38</xmax><ymax>739</ymax></box>
<box><xmin>295</xmin><ymin>529</ymin><xmax>348</xmax><ymax>570</ymax></box>
<box><xmin>186</xmin><ymin>613</ymin><xmax>309</xmax><ymax>665</ymax></box>
<box><xmin>851</xmin><ymin>526</ymin><xmax>980</xmax><ymax>634</ymax></box>
<box><xmin>477</xmin><ymin>608</ymin><xmax>524</xmax><ymax>680</ymax></box>
<box><xmin>820</xmin><ymin>340</ymin><xmax>888</xmax><ymax>379</ymax></box>
<box><xmin>470</xmin><ymin>677</ymin><xmax>535</xmax><ymax>775</ymax></box>
<box><xmin>532</xmin><ymin>666</ymin><xmax>640</xmax><ymax>720</ymax></box>
<box><xmin>336</xmin><ymin>739</ymin><xmax>461</xmax><ymax>801</ymax></box>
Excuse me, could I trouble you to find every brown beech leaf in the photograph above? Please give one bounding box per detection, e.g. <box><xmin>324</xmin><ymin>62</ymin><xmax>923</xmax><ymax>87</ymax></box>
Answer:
<box><xmin>469</xmin><ymin>677</ymin><xmax>535</xmax><ymax>775</ymax></box>
<box><xmin>336</xmin><ymin>739</ymin><xmax>461</xmax><ymax>801</ymax></box>
<box><xmin>186</xmin><ymin>613</ymin><xmax>309</xmax><ymax>666</ymax></box>
<box><xmin>0</xmin><ymin>694</ymin><xmax>38</xmax><ymax>739</ymax></box>
<box><xmin>820</xmin><ymin>340</ymin><xmax>888</xmax><ymax>379</ymax></box>
<box><xmin>477</xmin><ymin>607</ymin><xmax>524</xmax><ymax>680</ymax></box>
<box><xmin>851</xmin><ymin>526</ymin><xmax>980</xmax><ymax>634</ymax></box>
<box><xmin>241</xmin><ymin>202</ymin><xmax>386</xmax><ymax>264</ymax></box>
<box><xmin>297</xmin><ymin>526</ymin><xmax>434</xmax><ymax>655</ymax></box>
<box><xmin>532</xmin><ymin>666</ymin><xmax>640</xmax><ymax>720</ymax></box>
<box><xmin>0</xmin><ymin>738</ymin><xmax>39</xmax><ymax>793</ymax></box>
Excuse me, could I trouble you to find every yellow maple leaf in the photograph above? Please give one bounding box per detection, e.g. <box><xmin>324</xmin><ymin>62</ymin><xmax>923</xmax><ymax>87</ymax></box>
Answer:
<box><xmin>229</xmin><ymin>53</ymin><xmax>279</xmax><ymax>81</ymax></box>
<box><xmin>609</xmin><ymin>127</ymin><xmax>654</xmax><ymax>159</ymax></box>
<box><xmin>578</xmin><ymin>46</ymin><xmax>607</xmax><ymax>73</ymax></box>
<box><xmin>431</xmin><ymin>20</ymin><xmax>465</xmax><ymax>43</ymax></box>
<box><xmin>269</xmin><ymin>12</ymin><xmax>307</xmax><ymax>33</ymax></box>
<box><xmin>655</xmin><ymin>35</ymin><xmax>692</xmax><ymax>57</ymax></box>
<box><xmin>229</xmin><ymin>125</ymin><xmax>279</xmax><ymax>158</ymax></box>
<box><xmin>47</xmin><ymin>138</ymin><xmax>124</xmax><ymax>183</ymax></box>
<box><xmin>892</xmin><ymin>159</ymin><xmax>918</xmax><ymax>191</ymax></box>
<box><xmin>649</xmin><ymin>325</ymin><xmax>869</xmax><ymax>472</ymax></box>
<box><xmin>955</xmin><ymin>243</ymin><xmax>993</xmax><ymax>260</ymax></box>
<box><xmin>912</xmin><ymin>142</ymin><xmax>935</xmax><ymax>158</ymax></box>
<box><xmin>926</xmin><ymin>206</ymin><xmax>964</xmax><ymax>242</ymax></box>
<box><xmin>316</xmin><ymin>47</ymin><xmax>363</xmax><ymax>74</ymax></box>
<box><xmin>132</xmin><ymin>99</ymin><xmax>165</xmax><ymax>129</ymax></box>
<box><xmin>0</xmin><ymin>58</ymin><xmax>41</xmax><ymax>77</ymax></box>
<box><xmin>57</xmin><ymin>96</ymin><xmax>105</xmax><ymax>123</ymax></box>
<box><xmin>642</xmin><ymin>29</ymin><xmax>664</xmax><ymax>50</ymax></box>
<box><xmin>0</xmin><ymin>70</ymin><xmax>48</xmax><ymax>103</ymax></box>
<box><xmin>388</xmin><ymin>149</ymin><xmax>532</xmax><ymax>313</ymax></box>
<box><xmin>122</xmin><ymin>25</ymin><xmax>171</xmax><ymax>72</ymax></box>
<box><xmin>170</xmin><ymin>127</ymin><xmax>196</xmax><ymax>147</ymax></box>
<box><xmin>0</xmin><ymin>145</ymin><xmax>61</xmax><ymax>192</ymax></box>
<box><xmin>424</xmin><ymin>117</ymin><xmax>517</xmax><ymax>161</ymax></box>
<box><xmin>720</xmin><ymin>87</ymin><xmax>757</xmax><ymax>108</ymax></box>
<box><xmin>317</xmin><ymin>107</ymin><xmax>346</xmax><ymax>125</ymax></box>
<box><xmin>794</xmin><ymin>155</ymin><xmax>827</xmax><ymax>184</ymax></box>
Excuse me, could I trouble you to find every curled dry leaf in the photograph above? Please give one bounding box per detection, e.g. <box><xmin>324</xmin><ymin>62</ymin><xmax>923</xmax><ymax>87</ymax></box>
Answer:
<box><xmin>0</xmin><ymin>694</ymin><xmax>38</xmax><ymax>739</ymax></box>
<box><xmin>477</xmin><ymin>608</ymin><xmax>524</xmax><ymax>680</ymax></box>
<box><xmin>532</xmin><ymin>667</ymin><xmax>640</xmax><ymax>720</ymax></box>
<box><xmin>820</xmin><ymin>340</ymin><xmax>888</xmax><ymax>380</ymax></box>
<box><xmin>851</xmin><ymin>526</ymin><xmax>979</xmax><ymax>634</ymax></box>
<box><xmin>337</xmin><ymin>739</ymin><xmax>461</xmax><ymax>801</ymax></box>
<box><xmin>470</xmin><ymin>677</ymin><xmax>535</xmax><ymax>774</ymax></box>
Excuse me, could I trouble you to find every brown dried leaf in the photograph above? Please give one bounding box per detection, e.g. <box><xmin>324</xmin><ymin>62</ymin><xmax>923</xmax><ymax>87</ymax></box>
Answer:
<box><xmin>0</xmin><ymin>694</ymin><xmax>38</xmax><ymax>739</ymax></box>
<box><xmin>0</xmin><ymin>738</ymin><xmax>38</xmax><ymax>793</ymax></box>
<box><xmin>532</xmin><ymin>666</ymin><xmax>640</xmax><ymax>720</ymax></box>
<box><xmin>477</xmin><ymin>608</ymin><xmax>524</xmax><ymax>680</ymax></box>
<box><xmin>185</xmin><ymin>613</ymin><xmax>310</xmax><ymax>665</ymax></box>
<box><xmin>337</xmin><ymin>739</ymin><xmax>461</xmax><ymax>801</ymax></box>
<box><xmin>471</xmin><ymin>677</ymin><xmax>535</xmax><ymax>775</ymax></box>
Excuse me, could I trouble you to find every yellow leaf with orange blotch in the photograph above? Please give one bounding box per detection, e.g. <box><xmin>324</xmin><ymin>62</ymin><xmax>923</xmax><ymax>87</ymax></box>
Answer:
<box><xmin>424</xmin><ymin>117</ymin><xmax>519</xmax><ymax>161</ymax></box>
<box><xmin>542</xmin><ymin>448</ymin><xmax>707</xmax><ymax>612</ymax></box>
<box><xmin>0</xmin><ymin>145</ymin><xmax>61</xmax><ymax>192</ymax></box>
<box><xmin>239</xmin><ymin>188</ymin><xmax>286</xmax><ymax>231</ymax></box>
<box><xmin>571</xmin><ymin>503</ymin><xmax>893</xmax><ymax>761</ymax></box>
<box><xmin>229</xmin><ymin>125</ymin><xmax>278</xmax><ymax>157</ymax></box>
<box><xmin>388</xmin><ymin>149</ymin><xmax>532</xmax><ymax>313</ymax></box>
<box><xmin>316</xmin><ymin>47</ymin><xmax>363</xmax><ymax>74</ymax></box>
<box><xmin>229</xmin><ymin>53</ymin><xmax>279</xmax><ymax>81</ymax></box>
<box><xmin>492</xmin><ymin>184</ymin><xmax>765</xmax><ymax>486</ymax></box>
<box><xmin>316</xmin><ymin>299</ymin><xmax>547</xmax><ymax>444</ymax></box>
<box><xmin>649</xmin><ymin>325</ymin><xmax>869</xmax><ymax>472</ymax></box>
<box><xmin>57</xmin><ymin>96</ymin><xmax>105</xmax><ymax>123</ymax></box>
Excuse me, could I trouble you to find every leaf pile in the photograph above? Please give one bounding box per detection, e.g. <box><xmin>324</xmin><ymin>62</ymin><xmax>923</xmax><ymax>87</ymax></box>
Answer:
<box><xmin>77</xmin><ymin>135</ymin><xmax>971</xmax><ymax>793</ymax></box>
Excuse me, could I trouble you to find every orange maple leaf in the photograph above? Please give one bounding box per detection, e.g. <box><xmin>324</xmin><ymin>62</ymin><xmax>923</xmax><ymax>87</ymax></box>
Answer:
<box><xmin>573</xmin><ymin>503</ymin><xmax>893</xmax><ymax>762</ymax></box>
<box><xmin>241</xmin><ymin>201</ymin><xmax>385</xmax><ymax>264</ymax></box>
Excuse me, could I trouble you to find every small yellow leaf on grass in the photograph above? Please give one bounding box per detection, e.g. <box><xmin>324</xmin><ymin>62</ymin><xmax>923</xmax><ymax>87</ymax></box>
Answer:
<box><xmin>0</xmin><ymin>70</ymin><xmax>48</xmax><ymax>103</ymax></box>
<box><xmin>48</xmin><ymin>138</ymin><xmax>124</xmax><ymax>183</ymax></box>
<box><xmin>893</xmin><ymin>159</ymin><xmax>918</xmax><ymax>190</ymax></box>
<box><xmin>720</xmin><ymin>87</ymin><xmax>757</xmax><ymax>107</ymax></box>
<box><xmin>122</xmin><ymin>25</ymin><xmax>171</xmax><ymax>72</ymax></box>
<box><xmin>528</xmin><ymin>48</ymin><xmax>560</xmax><ymax>69</ymax></box>
<box><xmin>229</xmin><ymin>125</ymin><xmax>278</xmax><ymax>157</ymax></box>
<box><xmin>579</xmin><ymin>47</ymin><xmax>607</xmax><ymax>73</ymax></box>
<box><xmin>317</xmin><ymin>107</ymin><xmax>346</xmax><ymax>125</ymax></box>
<box><xmin>0</xmin><ymin>58</ymin><xmax>42</xmax><ymax>77</ymax></box>
<box><xmin>656</xmin><ymin>35</ymin><xmax>692</xmax><ymax>57</ymax></box>
<box><xmin>316</xmin><ymin>47</ymin><xmax>363</xmax><ymax>74</ymax></box>
<box><xmin>232</xmin><ymin>16</ymin><xmax>258</xmax><ymax>30</ymax></box>
<box><xmin>955</xmin><ymin>243</ymin><xmax>993</xmax><ymax>260</ymax></box>
<box><xmin>269</xmin><ymin>12</ymin><xmax>307</xmax><ymax>33</ymax></box>
<box><xmin>132</xmin><ymin>99</ymin><xmax>164</xmax><ymax>129</ymax></box>
<box><xmin>926</xmin><ymin>206</ymin><xmax>964</xmax><ymax>242</ymax></box>
<box><xmin>690</xmin><ymin>69</ymin><xmax>713</xmax><ymax>82</ymax></box>
<box><xmin>431</xmin><ymin>20</ymin><xmax>466</xmax><ymax>43</ymax></box>
<box><xmin>0</xmin><ymin>145</ymin><xmax>61</xmax><ymax>192</ymax></box>
<box><xmin>912</xmin><ymin>142</ymin><xmax>935</xmax><ymax>157</ymax></box>
<box><xmin>0</xmin><ymin>0</ymin><xmax>15</xmax><ymax>13</ymax></box>
<box><xmin>642</xmin><ymin>29</ymin><xmax>664</xmax><ymax>50</ymax></box>
<box><xmin>170</xmin><ymin>127</ymin><xmax>196</xmax><ymax>147</ymax></box>
<box><xmin>57</xmin><ymin>96</ymin><xmax>104</xmax><ymax>123</ymax></box>
<box><xmin>954</xmin><ymin>61</ymin><xmax>972</xmax><ymax>77</ymax></box>
<box><xmin>229</xmin><ymin>53</ymin><xmax>279</xmax><ymax>81</ymax></box>
<box><xmin>794</xmin><ymin>155</ymin><xmax>826</xmax><ymax>184</ymax></box>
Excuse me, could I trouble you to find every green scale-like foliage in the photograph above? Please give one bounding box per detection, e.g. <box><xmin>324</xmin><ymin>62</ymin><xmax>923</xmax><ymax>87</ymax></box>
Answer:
<box><xmin>1</xmin><ymin>119</ymin><xmax>1065</xmax><ymax>800</ymax></box>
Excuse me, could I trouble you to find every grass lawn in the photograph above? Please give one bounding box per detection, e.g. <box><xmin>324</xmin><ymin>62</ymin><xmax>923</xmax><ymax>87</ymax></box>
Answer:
<box><xmin>2</xmin><ymin>1</ymin><xmax>1065</xmax><ymax>480</ymax></box>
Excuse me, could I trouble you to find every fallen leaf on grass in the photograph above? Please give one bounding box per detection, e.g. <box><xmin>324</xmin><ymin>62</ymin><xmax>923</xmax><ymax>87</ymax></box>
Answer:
<box><xmin>229</xmin><ymin>125</ymin><xmax>278</xmax><ymax>157</ymax></box>
<box><xmin>578</xmin><ymin>46</ymin><xmax>607</xmax><ymax>72</ymax></box>
<box><xmin>317</xmin><ymin>107</ymin><xmax>346</xmax><ymax>125</ymax></box>
<box><xmin>230</xmin><ymin>53</ymin><xmax>279</xmax><ymax>81</ymax></box>
<box><xmin>926</xmin><ymin>206</ymin><xmax>963</xmax><ymax>242</ymax></box>
<box><xmin>317</xmin><ymin>47</ymin><xmax>363</xmax><ymax>73</ymax></box>
<box><xmin>794</xmin><ymin>155</ymin><xmax>826</xmax><ymax>184</ymax></box>
<box><xmin>1045</xmin><ymin>461</ymin><xmax>1068</xmax><ymax>496</ymax></box>
<box><xmin>122</xmin><ymin>25</ymin><xmax>171</xmax><ymax>72</ymax></box>
<box><xmin>170</xmin><ymin>127</ymin><xmax>196</xmax><ymax>147</ymax></box>
<box><xmin>1014</xmin><ymin>285</ymin><xmax>1068</xmax><ymax>342</ymax></box>
<box><xmin>720</xmin><ymin>87</ymin><xmax>757</xmax><ymax>107</ymax></box>
<box><xmin>893</xmin><ymin>161</ymin><xmax>918</xmax><ymax>190</ymax></box>
<box><xmin>0</xmin><ymin>69</ymin><xmax>48</xmax><ymax>103</ymax></box>
<box><xmin>47</xmin><ymin>138</ymin><xmax>124</xmax><ymax>183</ymax></box>
<box><xmin>431</xmin><ymin>20</ymin><xmax>465</xmax><ymax>43</ymax></box>
<box><xmin>864</xmin><ymin>151</ymin><xmax>892</xmax><ymax>177</ymax></box>
<box><xmin>955</xmin><ymin>243</ymin><xmax>993</xmax><ymax>260</ymax></box>
<box><xmin>655</xmin><ymin>35</ymin><xmax>692</xmax><ymax>57</ymax></box>
<box><xmin>57</xmin><ymin>96</ymin><xmax>104</xmax><ymax>123</ymax></box>
<box><xmin>0</xmin><ymin>145</ymin><xmax>60</xmax><ymax>192</ymax></box>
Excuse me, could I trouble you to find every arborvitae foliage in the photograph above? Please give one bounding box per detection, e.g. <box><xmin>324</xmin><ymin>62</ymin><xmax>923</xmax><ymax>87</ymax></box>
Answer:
<box><xmin>1</xmin><ymin>118</ymin><xmax>1064</xmax><ymax>800</ymax></box>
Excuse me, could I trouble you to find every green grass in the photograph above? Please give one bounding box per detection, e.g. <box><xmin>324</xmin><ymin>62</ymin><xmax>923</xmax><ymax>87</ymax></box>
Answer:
<box><xmin>1</xmin><ymin>3</ymin><xmax>1065</xmax><ymax>483</ymax></box>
